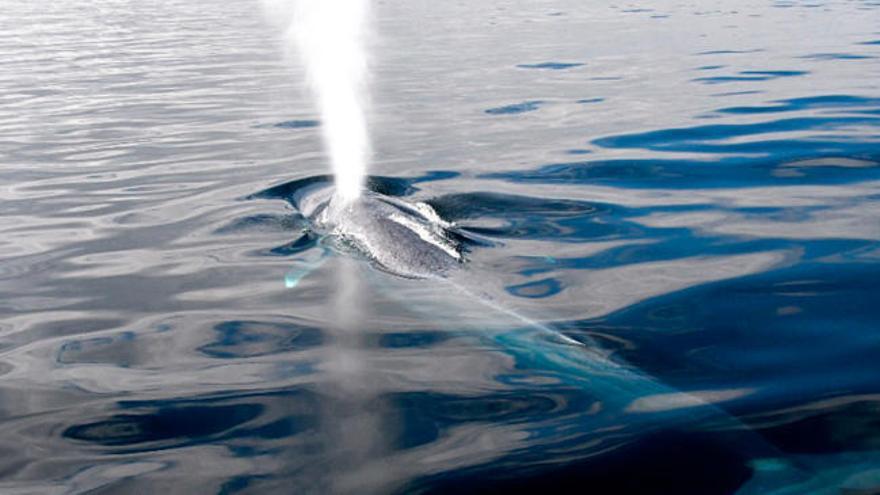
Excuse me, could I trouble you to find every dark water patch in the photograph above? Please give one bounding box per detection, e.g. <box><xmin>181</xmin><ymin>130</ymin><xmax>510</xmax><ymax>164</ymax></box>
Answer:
<box><xmin>516</xmin><ymin>62</ymin><xmax>583</xmax><ymax>70</ymax></box>
<box><xmin>64</xmin><ymin>389</ymin><xmax>321</xmax><ymax>454</ymax></box>
<box><xmin>407</xmin><ymin>391</ymin><xmax>568</xmax><ymax>423</ymax></box>
<box><xmin>392</xmin><ymin>389</ymin><xmax>589</xmax><ymax>451</ymax></box>
<box><xmin>249</xmin><ymin>174</ymin><xmax>333</xmax><ymax>202</ymax></box>
<box><xmin>695</xmin><ymin>76</ymin><xmax>772</xmax><ymax>84</ymax></box>
<box><xmin>742</xmin><ymin>70</ymin><xmax>809</xmax><ymax>77</ymax></box>
<box><xmin>0</xmin><ymin>317</ymin><xmax>129</xmax><ymax>354</ymax></box>
<box><xmin>260</xmin><ymin>120</ymin><xmax>320</xmax><ymax>129</ymax></box>
<box><xmin>798</xmin><ymin>53</ymin><xmax>875</xmax><ymax>60</ymax></box>
<box><xmin>410</xmin><ymin>170</ymin><xmax>461</xmax><ymax>184</ymax></box>
<box><xmin>251</xmin><ymin>175</ymin><xmax>412</xmax><ymax>204</ymax></box>
<box><xmin>754</xmin><ymin>398</ymin><xmax>880</xmax><ymax>455</ymax></box>
<box><xmin>250</xmin><ymin>171</ymin><xmax>459</xmax><ymax>206</ymax></box>
<box><xmin>506</xmin><ymin>278</ymin><xmax>563</xmax><ymax>298</ymax></box>
<box><xmin>575</xmin><ymin>97</ymin><xmax>604</xmax><ymax>104</ymax></box>
<box><xmin>506</xmin><ymin>185</ymin><xmax>873</xmax><ymax>281</ymax></box>
<box><xmin>376</xmin><ymin>331</ymin><xmax>452</xmax><ymax>349</ymax></box>
<box><xmin>264</xmin><ymin>233</ymin><xmax>318</xmax><ymax>257</ymax></box>
<box><xmin>483</xmin><ymin>153</ymin><xmax>880</xmax><ymax>189</ymax></box>
<box><xmin>696</xmin><ymin>65</ymin><xmax>726</xmax><ymax>70</ymax></box>
<box><xmin>696</xmin><ymin>49</ymin><xmax>765</xmax><ymax>55</ymax></box>
<box><xmin>428</xmin><ymin>192</ymin><xmax>606</xmax><ymax>221</ymax></box>
<box><xmin>198</xmin><ymin>320</ymin><xmax>324</xmax><ymax>359</ymax></box>
<box><xmin>516</xmin><ymin>237</ymin><xmax>793</xmax><ymax>277</ymax></box>
<box><xmin>484</xmin><ymin>101</ymin><xmax>543</xmax><ymax>115</ymax></box>
<box><xmin>481</xmin><ymin>158</ymin><xmax>707</xmax><ymax>188</ymax></box>
<box><xmin>461</xmin><ymin>218</ymin><xmax>626</xmax><ymax>243</ymax></box>
<box><xmin>219</xmin><ymin>475</ymin><xmax>272</xmax><ymax>495</ymax></box>
<box><xmin>565</xmin><ymin>149</ymin><xmax>592</xmax><ymax>155</ymax></box>
<box><xmin>693</xmin><ymin>70</ymin><xmax>808</xmax><ymax>84</ymax></box>
<box><xmin>57</xmin><ymin>331</ymin><xmax>138</xmax><ymax>366</ymax></box>
<box><xmin>590</xmin><ymin>115</ymin><xmax>880</xmax><ymax>155</ymax></box>
<box><xmin>403</xmin><ymin>431</ymin><xmax>753</xmax><ymax>495</ymax></box>
<box><xmin>65</xmin><ymin>404</ymin><xmax>264</xmax><ymax>448</ymax></box>
<box><xmin>711</xmin><ymin>90</ymin><xmax>764</xmax><ymax>97</ymax></box>
<box><xmin>858</xmin><ymin>39</ymin><xmax>880</xmax><ymax>45</ymax></box>
<box><xmin>427</xmin><ymin>192</ymin><xmax>631</xmax><ymax>241</ymax></box>
<box><xmin>584</xmin><ymin>260</ymin><xmax>880</xmax><ymax>399</ymax></box>
<box><xmin>715</xmin><ymin>94</ymin><xmax>880</xmax><ymax>115</ymax></box>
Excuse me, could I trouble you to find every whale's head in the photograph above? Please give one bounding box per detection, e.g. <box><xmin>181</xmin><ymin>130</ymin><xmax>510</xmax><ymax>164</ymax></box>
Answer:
<box><xmin>293</xmin><ymin>182</ymin><xmax>464</xmax><ymax>279</ymax></box>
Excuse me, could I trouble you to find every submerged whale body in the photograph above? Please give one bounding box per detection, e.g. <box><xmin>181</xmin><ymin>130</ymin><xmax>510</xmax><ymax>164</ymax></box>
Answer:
<box><xmin>252</xmin><ymin>176</ymin><xmax>880</xmax><ymax>493</ymax></box>
<box><xmin>260</xmin><ymin>177</ymin><xmax>880</xmax><ymax>494</ymax></box>
<box><xmin>296</xmin><ymin>184</ymin><xmax>465</xmax><ymax>279</ymax></box>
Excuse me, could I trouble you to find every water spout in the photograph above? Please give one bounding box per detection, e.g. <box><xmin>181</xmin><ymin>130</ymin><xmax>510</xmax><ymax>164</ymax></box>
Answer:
<box><xmin>264</xmin><ymin>0</ymin><xmax>372</xmax><ymax>203</ymax></box>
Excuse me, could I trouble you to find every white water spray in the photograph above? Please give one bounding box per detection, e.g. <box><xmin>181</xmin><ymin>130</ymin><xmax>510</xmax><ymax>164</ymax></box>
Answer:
<box><xmin>263</xmin><ymin>0</ymin><xmax>371</xmax><ymax>203</ymax></box>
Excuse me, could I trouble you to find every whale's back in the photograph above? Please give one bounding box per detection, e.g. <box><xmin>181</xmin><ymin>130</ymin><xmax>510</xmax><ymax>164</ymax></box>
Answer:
<box><xmin>309</xmin><ymin>191</ymin><xmax>463</xmax><ymax>279</ymax></box>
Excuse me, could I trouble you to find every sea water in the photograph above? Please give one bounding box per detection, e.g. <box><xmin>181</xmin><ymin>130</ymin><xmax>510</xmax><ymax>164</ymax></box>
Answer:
<box><xmin>0</xmin><ymin>0</ymin><xmax>879</xmax><ymax>493</ymax></box>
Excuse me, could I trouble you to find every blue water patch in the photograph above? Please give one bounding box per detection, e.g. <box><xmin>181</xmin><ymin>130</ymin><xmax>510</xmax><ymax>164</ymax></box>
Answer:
<box><xmin>741</xmin><ymin>70</ymin><xmax>809</xmax><ymax>77</ymax></box>
<box><xmin>377</xmin><ymin>331</ymin><xmax>451</xmax><ymax>349</ymax></box>
<box><xmin>576</xmin><ymin>98</ymin><xmax>604</xmax><ymax>104</ymax></box>
<box><xmin>253</xmin><ymin>120</ymin><xmax>320</xmax><ymax>129</ymax></box>
<box><xmin>711</xmin><ymin>90</ymin><xmax>765</xmax><ymax>97</ymax></box>
<box><xmin>484</xmin><ymin>100</ymin><xmax>544</xmax><ymax>115</ymax></box>
<box><xmin>506</xmin><ymin>278</ymin><xmax>563</xmax><ymax>298</ymax></box>
<box><xmin>482</xmin><ymin>154</ymin><xmax>880</xmax><ymax>190</ymax></box>
<box><xmin>588</xmin><ymin>117</ymin><xmax>880</xmax><ymax>158</ymax></box>
<box><xmin>799</xmin><ymin>53</ymin><xmax>875</xmax><ymax>60</ymax></box>
<box><xmin>696</xmin><ymin>49</ymin><xmax>765</xmax><ymax>55</ymax></box>
<box><xmin>516</xmin><ymin>62</ymin><xmax>584</xmax><ymax>70</ymax></box>
<box><xmin>427</xmin><ymin>192</ymin><xmax>627</xmax><ymax>242</ymax></box>
<box><xmin>65</xmin><ymin>404</ymin><xmax>265</xmax><ymax>449</ymax></box>
<box><xmin>272</xmin><ymin>120</ymin><xmax>320</xmax><ymax>129</ymax></box>
<box><xmin>198</xmin><ymin>320</ymin><xmax>323</xmax><ymax>359</ymax></box>
<box><xmin>693</xmin><ymin>70</ymin><xmax>808</xmax><ymax>84</ymax></box>
<box><xmin>715</xmin><ymin>94</ymin><xmax>880</xmax><ymax>114</ymax></box>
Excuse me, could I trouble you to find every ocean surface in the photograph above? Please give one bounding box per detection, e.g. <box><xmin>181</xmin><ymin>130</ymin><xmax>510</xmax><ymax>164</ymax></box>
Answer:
<box><xmin>2</xmin><ymin>0</ymin><xmax>880</xmax><ymax>493</ymax></box>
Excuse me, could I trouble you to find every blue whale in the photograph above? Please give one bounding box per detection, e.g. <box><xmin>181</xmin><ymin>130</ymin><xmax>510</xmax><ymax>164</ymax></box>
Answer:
<box><xmin>254</xmin><ymin>177</ymin><xmax>878</xmax><ymax>494</ymax></box>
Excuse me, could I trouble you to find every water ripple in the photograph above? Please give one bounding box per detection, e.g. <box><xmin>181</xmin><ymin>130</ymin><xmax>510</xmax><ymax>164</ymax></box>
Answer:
<box><xmin>2</xmin><ymin>0</ymin><xmax>880</xmax><ymax>492</ymax></box>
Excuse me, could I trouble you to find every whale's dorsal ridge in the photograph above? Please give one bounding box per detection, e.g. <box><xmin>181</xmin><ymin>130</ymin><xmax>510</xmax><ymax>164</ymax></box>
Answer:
<box><xmin>296</xmin><ymin>187</ymin><xmax>464</xmax><ymax>280</ymax></box>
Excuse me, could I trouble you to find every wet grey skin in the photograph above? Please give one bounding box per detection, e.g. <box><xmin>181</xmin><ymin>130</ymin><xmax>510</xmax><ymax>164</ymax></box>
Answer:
<box><xmin>294</xmin><ymin>184</ymin><xmax>464</xmax><ymax>280</ymax></box>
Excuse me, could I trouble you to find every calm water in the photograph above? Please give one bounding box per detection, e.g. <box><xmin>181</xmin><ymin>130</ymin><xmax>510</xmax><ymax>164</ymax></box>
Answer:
<box><xmin>2</xmin><ymin>0</ymin><xmax>880</xmax><ymax>493</ymax></box>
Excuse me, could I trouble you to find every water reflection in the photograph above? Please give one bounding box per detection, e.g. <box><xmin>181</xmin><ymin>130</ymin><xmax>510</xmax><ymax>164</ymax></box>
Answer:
<box><xmin>1</xmin><ymin>0</ymin><xmax>879</xmax><ymax>493</ymax></box>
